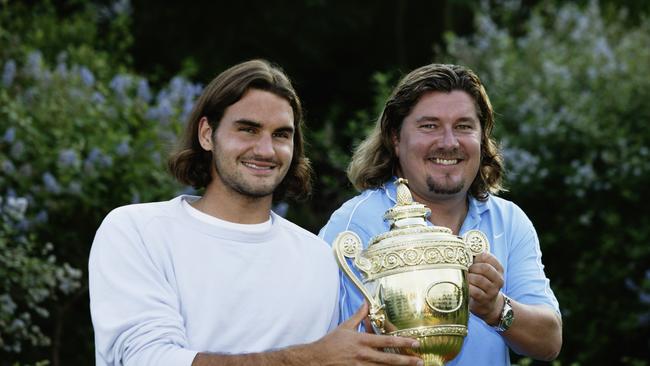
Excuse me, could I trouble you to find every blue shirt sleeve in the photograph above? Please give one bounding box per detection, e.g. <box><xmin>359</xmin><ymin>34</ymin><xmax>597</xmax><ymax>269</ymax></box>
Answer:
<box><xmin>504</xmin><ymin>205</ymin><xmax>560</xmax><ymax>314</ymax></box>
<box><xmin>319</xmin><ymin>212</ymin><xmax>375</xmax><ymax>324</ymax></box>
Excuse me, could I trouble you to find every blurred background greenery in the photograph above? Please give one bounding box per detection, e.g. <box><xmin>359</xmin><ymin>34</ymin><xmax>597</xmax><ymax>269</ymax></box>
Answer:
<box><xmin>1</xmin><ymin>0</ymin><xmax>649</xmax><ymax>365</ymax></box>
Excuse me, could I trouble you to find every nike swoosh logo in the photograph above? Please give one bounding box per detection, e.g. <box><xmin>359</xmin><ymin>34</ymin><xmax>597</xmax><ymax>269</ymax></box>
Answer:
<box><xmin>494</xmin><ymin>232</ymin><xmax>504</xmax><ymax>239</ymax></box>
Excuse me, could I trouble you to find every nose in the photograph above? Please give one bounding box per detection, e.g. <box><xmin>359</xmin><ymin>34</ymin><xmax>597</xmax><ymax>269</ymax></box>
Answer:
<box><xmin>439</xmin><ymin>126</ymin><xmax>460</xmax><ymax>149</ymax></box>
<box><xmin>253</xmin><ymin>133</ymin><xmax>275</xmax><ymax>158</ymax></box>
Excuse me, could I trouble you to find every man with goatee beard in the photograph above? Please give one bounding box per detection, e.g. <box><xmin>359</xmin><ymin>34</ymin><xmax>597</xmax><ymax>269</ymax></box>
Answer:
<box><xmin>320</xmin><ymin>63</ymin><xmax>563</xmax><ymax>366</ymax></box>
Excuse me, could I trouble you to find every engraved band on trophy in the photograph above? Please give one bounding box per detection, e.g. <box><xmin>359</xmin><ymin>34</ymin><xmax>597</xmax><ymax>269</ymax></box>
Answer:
<box><xmin>333</xmin><ymin>178</ymin><xmax>490</xmax><ymax>366</ymax></box>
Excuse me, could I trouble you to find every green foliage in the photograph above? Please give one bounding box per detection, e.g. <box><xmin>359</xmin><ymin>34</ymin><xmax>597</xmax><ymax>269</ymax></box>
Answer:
<box><xmin>0</xmin><ymin>1</ymin><xmax>200</xmax><ymax>363</ymax></box>
<box><xmin>296</xmin><ymin>71</ymin><xmax>398</xmax><ymax>231</ymax></box>
<box><xmin>444</xmin><ymin>1</ymin><xmax>650</xmax><ymax>364</ymax></box>
<box><xmin>0</xmin><ymin>195</ymin><xmax>80</xmax><ymax>358</ymax></box>
<box><xmin>0</xmin><ymin>0</ymin><xmax>133</xmax><ymax>71</ymax></box>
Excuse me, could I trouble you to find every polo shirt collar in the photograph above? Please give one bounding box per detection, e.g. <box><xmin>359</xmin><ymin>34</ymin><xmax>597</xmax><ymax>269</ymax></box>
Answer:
<box><xmin>381</xmin><ymin>177</ymin><xmax>490</xmax><ymax>231</ymax></box>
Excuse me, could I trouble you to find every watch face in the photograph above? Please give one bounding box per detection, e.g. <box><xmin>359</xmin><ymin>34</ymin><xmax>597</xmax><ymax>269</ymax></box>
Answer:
<box><xmin>503</xmin><ymin>309</ymin><xmax>514</xmax><ymax>328</ymax></box>
<box><xmin>496</xmin><ymin>296</ymin><xmax>514</xmax><ymax>332</ymax></box>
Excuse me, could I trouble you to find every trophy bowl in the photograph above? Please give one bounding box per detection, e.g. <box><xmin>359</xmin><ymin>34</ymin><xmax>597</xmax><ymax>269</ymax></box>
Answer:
<box><xmin>333</xmin><ymin>179</ymin><xmax>489</xmax><ymax>366</ymax></box>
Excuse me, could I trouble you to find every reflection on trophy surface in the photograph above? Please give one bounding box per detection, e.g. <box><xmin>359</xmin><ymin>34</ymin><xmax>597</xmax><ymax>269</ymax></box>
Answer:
<box><xmin>333</xmin><ymin>178</ymin><xmax>490</xmax><ymax>366</ymax></box>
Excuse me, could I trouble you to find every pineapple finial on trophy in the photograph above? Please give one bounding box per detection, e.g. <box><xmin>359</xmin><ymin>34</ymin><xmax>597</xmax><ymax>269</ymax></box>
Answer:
<box><xmin>395</xmin><ymin>178</ymin><xmax>413</xmax><ymax>205</ymax></box>
<box><xmin>384</xmin><ymin>178</ymin><xmax>431</xmax><ymax>229</ymax></box>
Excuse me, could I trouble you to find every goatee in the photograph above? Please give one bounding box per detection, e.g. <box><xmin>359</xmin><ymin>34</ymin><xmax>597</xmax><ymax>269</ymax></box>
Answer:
<box><xmin>426</xmin><ymin>176</ymin><xmax>464</xmax><ymax>195</ymax></box>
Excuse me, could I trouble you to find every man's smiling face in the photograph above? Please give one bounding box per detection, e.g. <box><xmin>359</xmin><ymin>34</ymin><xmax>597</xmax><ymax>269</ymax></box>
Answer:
<box><xmin>205</xmin><ymin>88</ymin><xmax>295</xmax><ymax>199</ymax></box>
<box><xmin>393</xmin><ymin>90</ymin><xmax>481</xmax><ymax>203</ymax></box>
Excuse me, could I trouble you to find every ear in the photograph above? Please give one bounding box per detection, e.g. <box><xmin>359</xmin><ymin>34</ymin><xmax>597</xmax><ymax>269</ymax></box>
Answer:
<box><xmin>198</xmin><ymin>117</ymin><xmax>213</xmax><ymax>151</ymax></box>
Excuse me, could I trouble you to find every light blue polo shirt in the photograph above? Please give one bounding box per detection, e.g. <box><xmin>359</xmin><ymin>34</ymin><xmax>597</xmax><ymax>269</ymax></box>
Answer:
<box><xmin>319</xmin><ymin>179</ymin><xmax>560</xmax><ymax>365</ymax></box>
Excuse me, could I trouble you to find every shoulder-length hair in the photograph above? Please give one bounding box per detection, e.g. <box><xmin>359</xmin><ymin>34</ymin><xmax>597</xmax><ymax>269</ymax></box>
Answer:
<box><xmin>347</xmin><ymin>63</ymin><xmax>504</xmax><ymax>201</ymax></box>
<box><xmin>168</xmin><ymin>59</ymin><xmax>312</xmax><ymax>201</ymax></box>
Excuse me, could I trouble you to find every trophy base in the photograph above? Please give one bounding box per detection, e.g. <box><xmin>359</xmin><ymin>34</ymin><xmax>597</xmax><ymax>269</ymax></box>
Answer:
<box><xmin>421</xmin><ymin>354</ymin><xmax>446</xmax><ymax>366</ymax></box>
<box><xmin>386</xmin><ymin>325</ymin><xmax>467</xmax><ymax>366</ymax></box>
<box><xmin>382</xmin><ymin>348</ymin><xmax>452</xmax><ymax>366</ymax></box>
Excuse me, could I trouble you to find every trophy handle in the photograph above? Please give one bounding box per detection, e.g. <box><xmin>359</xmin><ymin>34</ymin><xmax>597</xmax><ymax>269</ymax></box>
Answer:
<box><xmin>463</xmin><ymin>229</ymin><xmax>490</xmax><ymax>262</ymax></box>
<box><xmin>333</xmin><ymin>231</ymin><xmax>386</xmax><ymax>333</ymax></box>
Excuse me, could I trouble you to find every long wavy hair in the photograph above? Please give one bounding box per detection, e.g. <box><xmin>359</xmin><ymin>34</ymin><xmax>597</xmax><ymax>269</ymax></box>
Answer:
<box><xmin>347</xmin><ymin>63</ymin><xmax>504</xmax><ymax>201</ymax></box>
<box><xmin>168</xmin><ymin>59</ymin><xmax>312</xmax><ymax>201</ymax></box>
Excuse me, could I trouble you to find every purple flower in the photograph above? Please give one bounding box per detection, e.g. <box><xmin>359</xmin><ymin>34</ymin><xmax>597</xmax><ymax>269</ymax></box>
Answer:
<box><xmin>26</xmin><ymin>51</ymin><xmax>44</xmax><ymax>79</ymax></box>
<box><xmin>115</xmin><ymin>140</ymin><xmax>130</xmax><ymax>156</ymax></box>
<box><xmin>2</xmin><ymin>127</ymin><xmax>15</xmax><ymax>143</ymax></box>
<box><xmin>85</xmin><ymin>147</ymin><xmax>113</xmax><ymax>169</ymax></box>
<box><xmin>87</xmin><ymin>147</ymin><xmax>102</xmax><ymax>162</ymax></box>
<box><xmin>92</xmin><ymin>92</ymin><xmax>106</xmax><ymax>104</ymax></box>
<box><xmin>79</xmin><ymin>67</ymin><xmax>95</xmax><ymax>87</ymax></box>
<box><xmin>146</xmin><ymin>98</ymin><xmax>174</xmax><ymax>125</ymax></box>
<box><xmin>42</xmin><ymin>172</ymin><xmax>62</xmax><ymax>193</ymax></box>
<box><xmin>16</xmin><ymin>219</ymin><xmax>30</xmax><ymax>231</ymax></box>
<box><xmin>10</xmin><ymin>141</ymin><xmax>25</xmax><ymax>158</ymax></box>
<box><xmin>100</xmin><ymin>154</ymin><xmax>113</xmax><ymax>167</ymax></box>
<box><xmin>58</xmin><ymin>149</ymin><xmax>78</xmax><ymax>167</ymax></box>
<box><xmin>640</xmin><ymin>292</ymin><xmax>650</xmax><ymax>305</ymax></box>
<box><xmin>181</xmin><ymin>99</ymin><xmax>194</xmax><ymax>122</ymax></box>
<box><xmin>56</xmin><ymin>52</ymin><xmax>68</xmax><ymax>65</ymax></box>
<box><xmin>1</xmin><ymin>160</ymin><xmax>15</xmax><ymax>174</ymax></box>
<box><xmin>112</xmin><ymin>0</ymin><xmax>132</xmax><ymax>16</ymax></box>
<box><xmin>34</xmin><ymin>210</ymin><xmax>49</xmax><ymax>224</ymax></box>
<box><xmin>137</xmin><ymin>79</ymin><xmax>152</xmax><ymax>102</ymax></box>
<box><xmin>110</xmin><ymin>74</ymin><xmax>132</xmax><ymax>99</ymax></box>
<box><xmin>625</xmin><ymin>278</ymin><xmax>639</xmax><ymax>291</ymax></box>
<box><xmin>0</xmin><ymin>294</ymin><xmax>16</xmax><ymax>315</ymax></box>
<box><xmin>638</xmin><ymin>312</ymin><xmax>650</xmax><ymax>326</ymax></box>
<box><xmin>4</xmin><ymin>196</ymin><xmax>28</xmax><ymax>218</ymax></box>
<box><xmin>170</xmin><ymin>76</ymin><xmax>185</xmax><ymax>98</ymax></box>
<box><xmin>56</xmin><ymin>62</ymin><xmax>68</xmax><ymax>77</ymax></box>
<box><xmin>2</xmin><ymin>59</ymin><xmax>16</xmax><ymax>87</ymax></box>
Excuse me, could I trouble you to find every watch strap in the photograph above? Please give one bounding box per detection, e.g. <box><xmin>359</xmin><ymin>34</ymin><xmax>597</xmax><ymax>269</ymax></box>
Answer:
<box><xmin>494</xmin><ymin>294</ymin><xmax>514</xmax><ymax>332</ymax></box>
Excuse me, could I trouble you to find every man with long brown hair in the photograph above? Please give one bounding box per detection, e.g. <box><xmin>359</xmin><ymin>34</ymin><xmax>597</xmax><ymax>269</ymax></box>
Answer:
<box><xmin>89</xmin><ymin>60</ymin><xmax>423</xmax><ymax>366</ymax></box>
<box><xmin>320</xmin><ymin>63</ymin><xmax>562</xmax><ymax>365</ymax></box>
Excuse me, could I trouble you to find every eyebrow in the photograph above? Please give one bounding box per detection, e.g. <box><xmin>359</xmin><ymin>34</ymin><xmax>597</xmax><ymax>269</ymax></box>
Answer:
<box><xmin>414</xmin><ymin>116</ymin><xmax>478</xmax><ymax>124</ymax></box>
<box><xmin>234</xmin><ymin>119</ymin><xmax>295</xmax><ymax>134</ymax></box>
<box><xmin>234</xmin><ymin>119</ymin><xmax>262</xmax><ymax>128</ymax></box>
<box><xmin>415</xmin><ymin>116</ymin><xmax>439</xmax><ymax>123</ymax></box>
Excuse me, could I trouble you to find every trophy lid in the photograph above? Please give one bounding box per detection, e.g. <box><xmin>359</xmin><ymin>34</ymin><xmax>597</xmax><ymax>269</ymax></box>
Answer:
<box><xmin>369</xmin><ymin>178</ymin><xmax>453</xmax><ymax>248</ymax></box>
<box><xmin>383</xmin><ymin>178</ymin><xmax>431</xmax><ymax>229</ymax></box>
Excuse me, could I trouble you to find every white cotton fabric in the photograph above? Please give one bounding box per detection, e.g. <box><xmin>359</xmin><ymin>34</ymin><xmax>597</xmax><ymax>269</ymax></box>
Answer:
<box><xmin>89</xmin><ymin>195</ymin><xmax>339</xmax><ymax>366</ymax></box>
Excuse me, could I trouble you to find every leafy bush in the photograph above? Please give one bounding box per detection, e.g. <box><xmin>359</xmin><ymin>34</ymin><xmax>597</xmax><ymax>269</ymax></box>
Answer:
<box><xmin>0</xmin><ymin>194</ymin><xmax>81</xmax><ymax>359</ymax></box>
<box><xmin>298</xmin><ymin>72</ymin><xmax>398</xmax><ymax>230</ymax></box>
<box><xmin>444</xmin><ymin>1</ymin><xmax>650</xmax><ymax>364</ymax></box>
<box><xmin>0</xmin><ymin>1</ymin><xmax>201</xmax><ymax>364</ymax></box>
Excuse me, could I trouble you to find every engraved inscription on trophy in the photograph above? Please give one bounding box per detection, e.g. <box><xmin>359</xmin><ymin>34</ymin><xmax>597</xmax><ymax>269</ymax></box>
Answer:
<box><xmin>425</xmin><ymin>281</ymin><xmax>463</xmax><ymax>313</ymax></box>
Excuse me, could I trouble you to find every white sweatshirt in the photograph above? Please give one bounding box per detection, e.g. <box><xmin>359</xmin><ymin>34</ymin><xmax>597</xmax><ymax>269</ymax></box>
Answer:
<box><xmin>89</xmin><ymin>195</ymin><xmax>339</xmax><ymax>366</ymax></box>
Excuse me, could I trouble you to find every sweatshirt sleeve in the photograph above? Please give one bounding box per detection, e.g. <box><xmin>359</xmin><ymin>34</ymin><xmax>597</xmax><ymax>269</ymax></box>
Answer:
<box><xmin>89</xmin><ymin>208</ymin><xmax>198</xmax><ymax>366</ymax></box>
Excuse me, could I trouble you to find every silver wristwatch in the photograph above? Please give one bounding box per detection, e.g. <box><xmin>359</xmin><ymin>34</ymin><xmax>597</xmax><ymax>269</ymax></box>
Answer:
<box><xmin>494</xmin><ymin>294</ymin><xmax>514</xmax><ymax>332</ymax></box>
